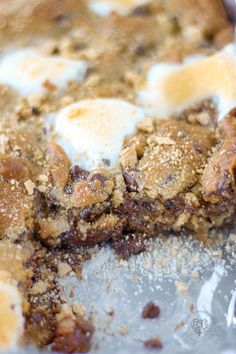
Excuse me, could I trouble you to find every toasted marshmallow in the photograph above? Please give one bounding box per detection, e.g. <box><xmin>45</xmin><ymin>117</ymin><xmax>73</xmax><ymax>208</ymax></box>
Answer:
<box><xmin>0</xmin><ymin>48</ymin><xmax>87</xmax><ymax>95</ymax></box>
<box><xmin>88</xmin><ymin>0</ymin><xmax>150</xmax><ymax>16</ymax></box>
<box><xmin>138</xmin><ymin>44</ymin><xmax>236</xmax><ymax>120</ymax></box>
<box><xmin>0</xmin><ymin>271</ymin><xmax>24</xmax><ymax>351</ymax></box>
<box><xmin>53</xmin><ymin>98</ymin><xmax>146</xmax><ymax>170</ymax></box>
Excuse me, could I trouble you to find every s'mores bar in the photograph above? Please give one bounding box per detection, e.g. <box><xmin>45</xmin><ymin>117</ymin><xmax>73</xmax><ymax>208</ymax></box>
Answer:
<box><xmin>0</xmin><ymin>0</ymin><xmax>234</xmax><ymax>352</ymax></box>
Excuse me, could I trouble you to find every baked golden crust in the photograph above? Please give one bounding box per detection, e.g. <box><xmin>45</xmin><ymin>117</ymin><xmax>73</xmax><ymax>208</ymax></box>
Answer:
<box><xmin>133</xmin><ymin>120</ymin><xmax>215</xmax><ymax>200</ymax></box>
<box><xmin>201</xmin><ymin>138</ymin><xmax>236</xmax><ymax>201</ymax></box>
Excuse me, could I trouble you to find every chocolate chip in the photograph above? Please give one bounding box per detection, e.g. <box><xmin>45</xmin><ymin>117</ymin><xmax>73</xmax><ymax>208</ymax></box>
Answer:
<box><xmin>112</xmin><ymin>234</ymin><xmax>146</xmax><ymax>260</ymax></box>
<box><xmin>74</xmin><ymin>43</ymin><xmax>87</xmax><ymax>51</ymax></box>
<box><xmin>60</xmin><ymin>219</ymin><xmax>124</xmax><ymax>247</ymax></box>
<box><xmin>32</xmin><ymin>107</ymin><xmax>40</xmax><ymax>116</ymax></box>
<box><xmin>164</xmin><ymin>199</ymin><xmax>183</xmax><ymax>214</ymax></box>
<box><xmin>142</xmin><ymin>302</ymin><xmax>160</xmax><ymax>319</ymax></box>
<box><xmin>71</xmin><ymin>166</ymin><xmax>89</xmax><ymax>182</ymax></box>
<box><xmin>232</xmin><ymin>166</ymin><xmax>236</xmax><ymax>185</ymax></box>
<box><xmin>59</xmin><ymin>230</ymin><xmax>77</xmax><ymax>244</ymax></box>
<box><xmin>64</xmin><ymin>184</ymin><xmax>73</xmax><ymax>195</ymax></box>
<box><xmin>89</xmin><ymin>173</ymin><xmax>108</xmax><ymax>185</ymax></box>
<box><xmin>79</xmin><ymin>207</ymin><xmax>93</xmax><ymax>221</ymax></box>
<box><xmin>79</xmin><ymin>207</ymin><xmax>103</xmax><ymax>222</ymax></box>
<box><xmin>164</xmin><ymin>175</ymin><xmax>174</xmax><ymax>184</ymax></box>
<box><xmin>133</xmin><ymin>45</ymin><xmax>146</xmax><ymax>56</ymax></box>
<box><xmin>54</xmin><ymin>14</ymin><xmax>70</xmax><ymax>23</ymax></box>
<box><xmin>46</xmin><ymin>195</ymin><xmax>60</xmax><ymax>210</ymax></box>
<box><xmin>194</xmin><ymin>144</ymin><xmax>203</xmax><ymax>154</ymax></box>
<box><xmin>123</xmin><ymin>171</ymin><xmax>139</xmax><ymax>192</ymax></box>
<box><xmin>142</xmin><ymin>201</ymin><xmax>153</xmax><ymax>211</ymax></box>
<box><xmin>144</xmin><ymin>338</ymin><xmax>163</xmax><ymax>350</ymax></box>
<box><xmin>131</xmin><ymin>5</ymin><xmax>151</xmax><ymax>16</ymax></box>
<box><xmin>31</xmin><ymin>312</ymin><xmax>44</xmax><ymax>324</ymax></box>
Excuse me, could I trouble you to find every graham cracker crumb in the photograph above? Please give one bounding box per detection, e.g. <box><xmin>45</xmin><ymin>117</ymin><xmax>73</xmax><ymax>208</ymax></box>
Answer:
<box><xmin>30</xmin><ymin>280</ymin><xmax>48</xmax><ymax>295</ymax></box>
<box><xmin>24</xmin><ymin>180</ymin><xmax>35</xmax><ymax>195</ymax></box>
<box><xmin>72</xmin><ymin>302</ymin><xmax>86</xmax><ymax>317</ymax></box>
<box><xmin>118</xmin><ymin>325</ymin><xmax>128</xmax><ymax>335</ymax></box>
<box><xmin>155</xmin><ymin>136</ymin><xmax>176</xmax><ymax>145</ymax></box>
<box><xmin>137</xmin><ymin>116</ymin><xmax>154</xmax><ymax>133</ymax></box>
<box><xmin>57</xmin><ymin>262</ymin><xmax>72</xmax><ymax>277</ymax></box>
<box><xmin>175</xmin><ymin>280</ymin><xmax>189</xmax><ymax>295</ymax></box>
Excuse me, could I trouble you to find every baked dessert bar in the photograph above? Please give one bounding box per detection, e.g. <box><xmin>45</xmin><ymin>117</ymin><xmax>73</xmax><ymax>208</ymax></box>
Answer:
<box><xmin>0</xmin><ymin>0</ymin><xmax>234</xmax><ymax>352</ymax></box>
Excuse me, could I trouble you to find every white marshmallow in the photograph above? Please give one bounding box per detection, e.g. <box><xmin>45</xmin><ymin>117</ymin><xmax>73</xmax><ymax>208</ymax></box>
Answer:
<box><xmin>0</xmin><ymin>48</ymin><xmax>87</xmax><ymax>95</ymax></box>
<box><xmin>138</xmin><ymin>44</ymin><xmax>236</xmax><ymax>120</ymax></box>
<box><xmin>53</xmin><ymin>98</ymin><xmax>146</xmax><ymax>170</ymax></box>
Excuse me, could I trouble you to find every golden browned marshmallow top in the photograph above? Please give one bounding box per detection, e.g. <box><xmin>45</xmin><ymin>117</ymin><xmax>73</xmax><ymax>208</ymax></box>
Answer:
<box><xmin>53</xmin><ymin>98</ymin><xmax>146</xmax><ymax>170</ymax></box>
<box><xmin>138</xmin><ymin>44</ymin><xmax>236</xmax><ymax>120</ymax></box>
